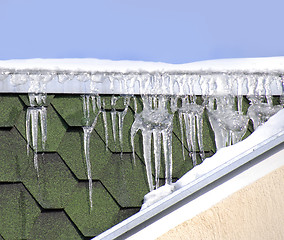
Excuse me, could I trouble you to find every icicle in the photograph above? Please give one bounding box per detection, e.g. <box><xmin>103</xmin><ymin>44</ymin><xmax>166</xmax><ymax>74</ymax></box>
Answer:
<box><xmin>153</xmin><ymin>130</ymin><xmax>161</xmax><ymax>188</ymax></box>
<box><xmin>81</xmin><ymin>94</ymin><xmax>103</xmax><ymax>210</ymax></box>
<box><xmin>177</xmin><ymin>95</ymin><xmax>205</xmax><ymax>166</ymax></box>
<box><xmin>31</xmin><ymin>109</ymin><xmax>39</xmax><ymax>173</ymax></box>
<box><xmin>162</xmin><ymin>129</ymin><xmax>173</xmax><ymax>185</ymax></box>
<box><xmin>190</xmin><ymin>114</ymin><xmax>197</xmax><ymax>166</ymax></box>
<box><xmin>111</xmin><ymin>111</ymin><xmax>117</xmax><ymax>145</ymax></box>
<box><xmin>101</xmin><ymin>99</ymin><xmax>109</xmax><ymax>151</ymax></box>
<box><xmin>237</xmin><ymin>95</ymin><xmax>243</xmax><ymax>114</ymax></box>
<box><xmin>183</xmin><ymin>113</ymin><xmax>193</xmax><ymax>160</ymax></box>
<box><xmin>40</xmin><ymin>106</ymin><xmax>47</xmax><ymax>150</ymax></box>
<box><xmin>83</xmin><ymin>126</ymin><xmax>93</xmax><ymax>210</ymax></box>
<box><xmin>178</xmin><ymin>112</ymin><xmax>186</xmax><ymax>161</ymax></box>
<box><xmin>130</xmin><ymin>121</ymin><xmax>138</xmax><ymax>165</ymax></box>
<box><xmin>102</xmin><ymin>110</ymin><xmax>108</xmax><ymax>151</ymax></box>
<box><xmin>131</xmin><ymin>95</ymin><xmax>173</xmax><ymax>191</ymax></box>
<box><xmin>26</xmin><ymin>109</ymin><xmax>31</xmax><ymax>155</ymax></box>
<box><xmin>111</xmin><ymin>96</ymin><xmax>118</xmax><ymax>148</ymax></box>
<box><xmin>133</xmin><ymin>96</ymin><xmax>138</xmax><ymax>113</ymax></box>
<box><xmin>26</xmin><ymin>93</ymin><xmax>48</xmax><ymax>176</ymax></box>
<box><xmin>142</xmin><ymin>130</ymin><xmax>154</xmax><ymax>191</ymax></box>
<box><xmin>208</xmin><ymin>96</ymin><xmax>249</xmax><ymax>150</ymax></box>
<box><xmin>196</xmin><ymin>114</ymin><xmax>205</xmax><ymax>160</ymax></box>
<box><xmin>117</xmin><ymin>97</ymin><xmax>130</xmax><ymax>153</ymax></box>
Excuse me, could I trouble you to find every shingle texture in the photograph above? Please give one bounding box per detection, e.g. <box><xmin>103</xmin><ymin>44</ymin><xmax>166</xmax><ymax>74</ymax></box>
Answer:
<box><xmin>0</xmin><ymin>93</ymin><xmax>219</xmax><ymax>239</ymax></box>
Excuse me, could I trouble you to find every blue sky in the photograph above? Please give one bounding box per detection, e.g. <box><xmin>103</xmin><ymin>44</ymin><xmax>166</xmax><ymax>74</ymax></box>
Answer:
<box><xmin>1</xmin><ymin>0</ymin><xmax>284</xmax><ymax>63</ymax></box>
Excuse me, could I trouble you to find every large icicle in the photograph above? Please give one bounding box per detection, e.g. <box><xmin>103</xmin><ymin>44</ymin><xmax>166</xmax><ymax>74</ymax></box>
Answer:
<box><xmin>131</xmin><ymin>95</ymin><xmax>173</xmax><ymax>190</ymax></box>
<box><xmin>102</xmin><ymin>98</ymin><xmax>109</xmax><ymax>151</ymax></box>
<box><xmin>26</xmin><ymin>93</ymin><xmax>48</xmax><ymax>176</ymax></box>
<box><xmin>117</xmin><ymin>96</ymin><xmax>130</xmax><ymax>153</ymax></box>
<box><xmin>178</xmin><ymin>96</ymin><xmax>205</xmax><ymax>166</ymax></box>
<box><xmin>207</xmin><ymin>96</ymin><xmax>249</xmax><ymax>150</ymax></box>
<box><xmin>111</xmin><ymin>96</ymin><xmax>118</xmax><ymax>149</ymax></box>
<box><xmin>81</xmin><ymin>94</ymin><xmax>102</xmax><ymax>210</ymax></box>
<box><xmin>83</xmin><ymin>126</ymin><xmax>93</xmax><ymax>210</ymax></box>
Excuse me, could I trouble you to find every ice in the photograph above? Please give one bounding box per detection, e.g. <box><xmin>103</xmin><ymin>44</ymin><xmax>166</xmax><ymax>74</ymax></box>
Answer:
<box><xmin>82</xmin><ymin>95</ymin><xmax>91</xmax><ymax>126</ymax></box>
<box><xmin>26</xmin><ymin>93</ymin><xmax>48</xmax><ymax>176</ymax></box>
<box><xmin>131</xmin><ymin>95</ymin><xmax>173</xmax><ymax>190</ymax></box>
<box><xmin>178</xmin><ymin>112</ymin><xmax>186</xmax><ymax>161</ymax></box>
<box><xmin>83</xmin><ymin>126</ymin><xmax>93</xmax><ymax>209</ymax></box>
<box><xmin>111</xmin><ymin>96</ymin><xmax>118</xmax><ymax>147</ymax></box>
<box><xmin>81</xmin><ymin>94</ymin><xmax>102</xmax><ymax>210</ymax></box>
<box><xmin>207</xmin><ymin>96</ymin><xmax>249</xmax><ymax>150</ymax></box>
<box><xmin>153</xmin><ymin>129</ymin><xmax>161</xmax><ymax>189</ymax></box>
<box><xmin>102</xmin><ymin>109</ymin><xmax>108</xmax><ymax>150</ymax></box>
<box><xmin>6</xmin><ymin>57</ymin><xmax>284</xmax><ymax>212</ymax></box>
<box><xmin>141</xmin><ymin>107</ymin><xmax>284</xmax><ymax>210</ymax></box>
<box><xmin>117</xmin><ymin>96</ymin><xmax>130</xmax><ymax>153</ymax></box>
<box><xmin>178</xmin><ymin>96</ymin><xmax>205</xmax><ymax>166</ymax></box>
<box><xmin>247</xmin><ymin>96</ymin><xmax>282</xmax><ymax>130</ymax></box>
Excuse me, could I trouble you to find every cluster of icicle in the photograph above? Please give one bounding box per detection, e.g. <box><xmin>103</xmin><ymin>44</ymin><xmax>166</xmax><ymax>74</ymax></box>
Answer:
<box><xmin>21</xmin><ymin>71</ymin><xmax>284</xmax><ymax>211</ymax></box>
<box><xmin>26</xmin><ymin>93</ymin><xmax>47</xmax><ymax>177</ymax></box>
<box><xmin>79</xmin><ymin>93</ymin><xmax>284</xmax><ymax>197</ymax></box>
<box><xmin>81</xmin><ymin>95</ymin><xmax>130</xmax><ymax>210</ymax></box>
<box><xmin>25</xmin><ymin>92</ymin><xmax>284</xmax><ymax>210</ymax></box>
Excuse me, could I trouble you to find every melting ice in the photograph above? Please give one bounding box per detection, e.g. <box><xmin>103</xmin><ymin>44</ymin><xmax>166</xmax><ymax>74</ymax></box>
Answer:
<box><xmin>81</xmin><ymin>94</ymin><xmax>131</xmax><ymax>209</ymax></box>
<box><xmin>16</xmin><ymin>63</ymin><xmax>284</xmax><ymax>210</ymax></box>
<box><xmin>131</xmin><ymin>95</ymin><xmax>173</xmax><ymax>191</ymax></box>
<box><xmin>26</xmin><ymin>93</ymin><xmax>47</xmax><ymax>176</ymax></box>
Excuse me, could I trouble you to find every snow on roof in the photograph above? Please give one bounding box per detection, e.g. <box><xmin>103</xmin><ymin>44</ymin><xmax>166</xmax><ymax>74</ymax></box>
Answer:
<box><xmin>0</xmin><ymin>57</ymin><xmax>284</xmax><ymax>95</ymax></box>
<box><xmin>1</xmin><ymin>56</ymin><xmax>284</xmax><ymax>74</ymax></box>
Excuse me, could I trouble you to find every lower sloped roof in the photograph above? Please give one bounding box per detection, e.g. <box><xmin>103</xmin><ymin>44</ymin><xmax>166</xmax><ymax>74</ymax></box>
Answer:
<box><xmin>94</xmin><ymin>109</ymin><xmax>284</xmax><ymax>240</ymax></box>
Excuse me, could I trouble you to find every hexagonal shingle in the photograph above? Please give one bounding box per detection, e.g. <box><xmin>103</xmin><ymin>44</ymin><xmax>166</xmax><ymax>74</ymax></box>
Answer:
<box><xmin>0</xmin><ymin>94</ymin><xmax>23</xmax><ymax>127</ymax></box>
<box><xmin>65</xmin><ymin>181</ymin><xmax>120</xmax><ymax>237</ymax></box>
<box><xmin>22</xmin><ymin>153</ymin><xmax>78</xmax><ymax>209</ymax></box>
<box><xmin>0</xmin><ymin>128</ymin><xmax>33</xmax><ymax>182</ymax></box>
<box><xmin>29</xmin><ymin>211</ymin><xmax>83</xmax><ymax>240</ymax></box>
<box><xmin>98</xmin><ymin>153</ymin><xmax>149</xmax><ymax>208</ymax></box>
<box><xmin>0</xmin><ymin>183</ymin><xmax>41</xmax><ymax>240</ymax></box>
<box><xmin>51</xmin><ymin>95</ymin><xmax>85</xmax><ymax>127</ymax></box>
<box><xmin>57</xmin><ymin>128</ymin><xmax>112</xmax><ymax>180</ymax></box>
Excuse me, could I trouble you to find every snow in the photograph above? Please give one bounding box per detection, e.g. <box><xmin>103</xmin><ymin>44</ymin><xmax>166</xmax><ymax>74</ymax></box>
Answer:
<box><xmin>1</xmin><ymin>57</ymin><xmax>284</xmax><ymax>73</ymax></box>
<box><xmin>141</xmin><ymin>108</ymin><xmax>284</xmax><ymax>209</ymax></box>
<box><xmin>1</xmin><ymin>57</ymin><xmax>284</xmax><ymax>96</ymax></box>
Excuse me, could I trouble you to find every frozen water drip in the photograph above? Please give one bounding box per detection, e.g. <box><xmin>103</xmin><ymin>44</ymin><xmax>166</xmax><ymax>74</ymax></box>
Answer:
<box><xmin>26</xmin><ymin>93</ymin><xmax>48</xmax><ymax>176</ymax></box>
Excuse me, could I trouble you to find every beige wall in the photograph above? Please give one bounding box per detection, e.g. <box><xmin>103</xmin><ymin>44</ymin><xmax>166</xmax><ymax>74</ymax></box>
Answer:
<box><xmin>158</xmin><ymin>165</ymin><xmax>284</xmax><ymax>240</ymax></box>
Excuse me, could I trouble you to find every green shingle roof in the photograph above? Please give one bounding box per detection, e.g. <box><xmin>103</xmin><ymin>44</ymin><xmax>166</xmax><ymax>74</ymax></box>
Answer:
<box><xmin>0</xmin><ymin>93</ymin><xmax>224</xmax><ymax>239</ymax></box>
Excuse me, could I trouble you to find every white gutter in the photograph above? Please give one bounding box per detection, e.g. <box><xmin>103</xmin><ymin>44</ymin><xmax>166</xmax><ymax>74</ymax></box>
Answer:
<box><xmin>93</xmin><ymin>130</ymin><xmax>284</xmax><ymax>240</ymax></box>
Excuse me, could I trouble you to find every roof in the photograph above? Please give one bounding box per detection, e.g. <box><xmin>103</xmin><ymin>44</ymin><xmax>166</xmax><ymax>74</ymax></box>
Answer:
<box><xmin>94</xmin><ymin>109</ymin><xmax>284</xmax><ymax>240</ymax></box>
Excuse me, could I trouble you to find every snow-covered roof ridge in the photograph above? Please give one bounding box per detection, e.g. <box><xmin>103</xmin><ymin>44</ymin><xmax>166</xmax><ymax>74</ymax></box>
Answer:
<box><xmin>0</xmin><ymin>57</ymin><xmax>284</xmax><ymax>95</ymax></box>
<box><xmin>1</xmin><ymin>56</ymin><xmax>284</xmax><ymax>74</ymax></box>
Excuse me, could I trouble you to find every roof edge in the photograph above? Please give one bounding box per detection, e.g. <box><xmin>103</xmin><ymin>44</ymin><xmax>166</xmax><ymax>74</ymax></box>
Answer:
<box><xmin>94</xmin><ymin>130</ymin><xmax>284</xmax><ymax>240</ymax></box>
